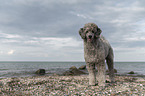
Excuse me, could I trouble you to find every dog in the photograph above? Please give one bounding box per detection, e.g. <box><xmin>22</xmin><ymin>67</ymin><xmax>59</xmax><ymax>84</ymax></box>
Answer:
<box><xmin>79</xmin><ymin>23</ymin><xmax>115</xmax><ymax>86</ymax></box>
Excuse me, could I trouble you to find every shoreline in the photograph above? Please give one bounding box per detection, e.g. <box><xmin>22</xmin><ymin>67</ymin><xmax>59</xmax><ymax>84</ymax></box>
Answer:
<box><xmin>0</xmin><ymin>75</ymin><xmax>145</xmax><ymax>95</ymax></box>
<box><xmin>1</xmin><ymin>70</ymin><xmax>145</xmax><ymax>79</ymax></box>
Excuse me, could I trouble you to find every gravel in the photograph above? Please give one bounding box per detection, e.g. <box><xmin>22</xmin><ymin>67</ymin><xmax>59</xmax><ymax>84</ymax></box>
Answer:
<box><xmin>0</xmin><ymin>75</ymin><xmax>145</xmax><ymax>96</ymax></box>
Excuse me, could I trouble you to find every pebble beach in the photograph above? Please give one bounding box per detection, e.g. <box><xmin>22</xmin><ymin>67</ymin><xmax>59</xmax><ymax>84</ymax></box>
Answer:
<box><xmin>0</xmin><ymin>75</ymin><xmax>145</xmax><ymax>96</ymax></box>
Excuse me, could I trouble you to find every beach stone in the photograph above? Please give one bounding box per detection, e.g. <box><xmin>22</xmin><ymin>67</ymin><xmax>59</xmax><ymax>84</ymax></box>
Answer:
<box><xmin>53</xmin><ymin>73</ymin><xmax>59</xmax><ymax>76</ymax></box>
<box><xmin>106</xmin><ymin>69</ymin><xmax>117</xmax><ymax>73</ymax></box>
<box><xmin>69</xmin><ymin>66</ymin><xmax>77</xmax><ymax>70</ymax></box>
<box><xmin>63</xmin><ymin>66</ymin><xmax>86</xmax><ymax>76</ymax></box>
<box><xmin>0</xmin><ymin>81</ymin><xmax>3</xmax><ymax>87</ymax></box>
<box><xmin>128</xmin><ymin>71</ymin><xmax>135</xmax><ymax>74</ymax></box>
<box><xmin>35</xmin><ymin>69</ymin><xmax>45</xmax><ymax>75</ymax></box>
<box><xmin>63</xmin><ymin>70</ymin><xmax>74</xmax><ymax>76</ymax></box>
<box><xmin>7</xmin><ymin>78</ymin><xmax>21</xmax><ymax>88</ymax></box>
<box><xmin>114</xmin><ymin>69</ymin><xmax>117</xmax><ymax>73</ymax></box>
<box><xmin>71</xmin><ymin>68</ymin><xmax>86</xmax><ymax>75</ymax></box>
<box><xmin>79</xmin><ymin>65</ymin><xmax>86</xmax><ymax>70</ymax></box>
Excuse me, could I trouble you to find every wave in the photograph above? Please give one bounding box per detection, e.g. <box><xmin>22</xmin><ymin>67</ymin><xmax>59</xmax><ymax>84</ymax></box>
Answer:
<box><xmin>0</xmin><ymin>68</ymin><xmax>66</xmax><ymax>78</ymax></box>
<box><xmin>0</xmin><ymin>69</ymin><xmax>9</xmax><ymax>71</ymax></box>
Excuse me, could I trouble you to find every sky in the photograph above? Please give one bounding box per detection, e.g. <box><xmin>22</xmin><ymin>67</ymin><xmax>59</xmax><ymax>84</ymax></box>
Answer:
<box><xmin>0</xmin><ymin>0</ymin><xmax>145</xmax><ymax>62</ymax></box>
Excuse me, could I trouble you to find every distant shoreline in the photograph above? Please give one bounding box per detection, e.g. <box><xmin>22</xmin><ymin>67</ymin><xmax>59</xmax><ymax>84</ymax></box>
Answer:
<box><xmin>0</xmin><ymin>61</ymin><xmax>145</xmax><ymax>63</ymax></box>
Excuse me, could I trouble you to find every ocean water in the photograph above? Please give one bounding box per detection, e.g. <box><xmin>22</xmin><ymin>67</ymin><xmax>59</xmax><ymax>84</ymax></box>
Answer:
<box><xmin>0</xmin><ymin>62</ymin><xmax>145</xmax><ymax>78</ymax></box>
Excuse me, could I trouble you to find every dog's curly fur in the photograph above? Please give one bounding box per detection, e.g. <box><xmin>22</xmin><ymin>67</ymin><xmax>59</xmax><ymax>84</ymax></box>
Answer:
<box><xmin>79</xmin><ymin>23</ymin><xmax>115</xmax><ymax>86</ymax></box>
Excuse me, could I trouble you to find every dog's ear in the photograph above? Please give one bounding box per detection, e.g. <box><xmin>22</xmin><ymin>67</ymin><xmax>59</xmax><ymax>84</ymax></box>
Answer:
<box><xmin>79</xmin><ymin>28</ymin><xmax>86</xmax><ymax>39</ymax></box>
<box><xmin>95</xmin><ymin>27</ymin><xmax>102</xmax><ymax>38</ymax></box>
<box><xmin>97</xmin><ymin>27</ymin><xmax>102</xmax><ymax>35</ymax></box>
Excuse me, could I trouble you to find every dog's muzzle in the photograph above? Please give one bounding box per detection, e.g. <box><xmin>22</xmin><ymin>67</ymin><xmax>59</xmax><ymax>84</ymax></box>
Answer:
<box><xmin>88</xmin><ymin>35</ymin><xmax>93</xmax><ymax>41</ymax></box>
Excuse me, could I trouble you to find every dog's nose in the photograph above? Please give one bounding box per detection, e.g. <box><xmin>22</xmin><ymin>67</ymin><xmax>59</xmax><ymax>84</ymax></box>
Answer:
<box><xmin>89</xmin><ymin>35</ymin><xmax>92</xmax><ymax>38</ymax></box>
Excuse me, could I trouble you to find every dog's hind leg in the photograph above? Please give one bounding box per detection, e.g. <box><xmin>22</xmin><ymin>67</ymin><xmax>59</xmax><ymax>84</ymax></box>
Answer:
<box><xmin>106</xmin><ymin>48</ymin><xmax>115</xmax><ymax>83</ymax></box>
<box><xmin>86</xmin><ymin>63</ymin><xmax>96</xmax><ymax>86</ymax></box>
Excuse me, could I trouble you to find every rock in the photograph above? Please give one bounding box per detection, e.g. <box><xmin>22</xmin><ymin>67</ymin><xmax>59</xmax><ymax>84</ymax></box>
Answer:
<box><xmin>63</xmin><ymin>66</ymin><xmax>86</xmax><ymax>76</ymax></box>
<box><xmin>72</xmin><ymin>68</ymin><xmax>86</xmax><ymax>75</ymax></box>
<box><xmin>63</xmin><ymin>69</ymin><xmax>86</xmax><ymax>76</ymax></box>
<box><xmin>105</xmin><ymin>80</ymin><xmax>110</xmax><ymax>83</ymax></box>
<box><xmin>114</xmin><ymin>69</ymin><xmax>117</xmax><ymax>73</ymax></box>
<box><xmin>53</xmin><ymin>73</ymin><xmax>59</xmax><ymax>76</ymax></box>
<box><xmin>79</xmin><ymin>65</ymin><xmax>86</xmax><ymax>70</ymax></box>
<box><xmin>106</xmin><ymin>69</ymin><xmax>117</xmax><ymax>73</ymax></box>
<box><xmin>35</xmin><ymin>69</ymin><xmax>45</xmax><ymax>75</ymax></box>
<box><xmin>69</xmin><ymin>66</ymin><xmax>77</xmax><ymax>70</ymax></box>
<box><xmin>128</xmin><ymin>71</ymin><xmax>135</xmax><ymax>74</ymax></box>
<box><xmin>63</xmin><ymin>70</ymin><xmax>74</xmax><ymax>76</ymax></box>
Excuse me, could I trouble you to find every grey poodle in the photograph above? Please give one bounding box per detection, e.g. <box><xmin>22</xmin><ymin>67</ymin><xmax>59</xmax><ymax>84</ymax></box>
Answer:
<box><xmin>79</xmin><ymin>23</ymin><xmax>115</xmax><ymax>86</ymax></box>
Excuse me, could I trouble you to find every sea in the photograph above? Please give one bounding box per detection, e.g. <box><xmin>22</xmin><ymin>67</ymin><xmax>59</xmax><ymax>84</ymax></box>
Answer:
<box><xmin>0</xmin><ymin>62</ymin><xmax>145</xmax><ymax>78</ymax></box>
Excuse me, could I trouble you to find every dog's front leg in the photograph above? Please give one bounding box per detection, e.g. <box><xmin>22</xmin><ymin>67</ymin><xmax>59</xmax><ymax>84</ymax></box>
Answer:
<box><xmin>96</xmin><ymin>61</ymin><xmax>106</xmax><ymax>87</ymax></box>
<box><xmin>86</xmin><ymin>63</ymin><xmax>96</xmax><ymax>86</ymax></box>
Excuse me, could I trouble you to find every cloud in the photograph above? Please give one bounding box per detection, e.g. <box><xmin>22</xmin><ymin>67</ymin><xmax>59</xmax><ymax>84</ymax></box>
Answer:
<box><xmin>125</xmin><ymin>37</ymin><xmax>145</xmax><ymax>42</ymax></box>
<box><xmin>0</xmin><ymin>51</ymin><xmax>3</xmax><ymax>54</ymax></box>
<box><xmin>34</xmin><ymin>37</ymin><xmax>81</xmax><ymax>49</ymax></box>
<box><xmin>0</xmin><ymin>31</ymin><xmax>22</xmax><ymax>39</ymax></box>
<box><xmin>0</xmin><ymin>0</ymin><xmax>145</xmax><ymax>61</ymax></box>
<box><xmin>7</xmin><ymin>50</ymin><xmax>15</xmax><ymax>55</ymax></box>
<box><xmin>70</xmin><ymin>11</ymin><xmax>94</xmax><ymax>20</ymax></box>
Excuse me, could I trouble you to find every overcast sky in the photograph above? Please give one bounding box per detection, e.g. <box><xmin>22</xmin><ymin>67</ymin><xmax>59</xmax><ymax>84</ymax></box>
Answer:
<box><xmin>0</xmin><ymin>0</ymin><xmax>145</xmax><ymax>62</ymax></box>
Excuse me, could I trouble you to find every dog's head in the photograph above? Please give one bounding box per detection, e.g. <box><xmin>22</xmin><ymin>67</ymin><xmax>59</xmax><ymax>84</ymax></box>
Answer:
<box><xmin>79</xmin><ymin>23</ymin><xmax>102</xmax><ymax>42</ymax></box>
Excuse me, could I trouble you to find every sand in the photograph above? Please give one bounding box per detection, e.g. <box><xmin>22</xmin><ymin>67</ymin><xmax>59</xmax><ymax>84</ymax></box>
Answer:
<box><xmin>0</xmin><ymin>75</ymin><xmax>145</xmax><ymax>96</ymax></box>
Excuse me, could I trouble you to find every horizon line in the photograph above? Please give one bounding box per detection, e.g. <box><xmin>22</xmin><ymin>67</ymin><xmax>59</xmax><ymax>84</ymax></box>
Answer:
<box><xmin>0</xmin><ymin>61</ymin><xmax>145</xmax><ymax>62</ymax></box>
